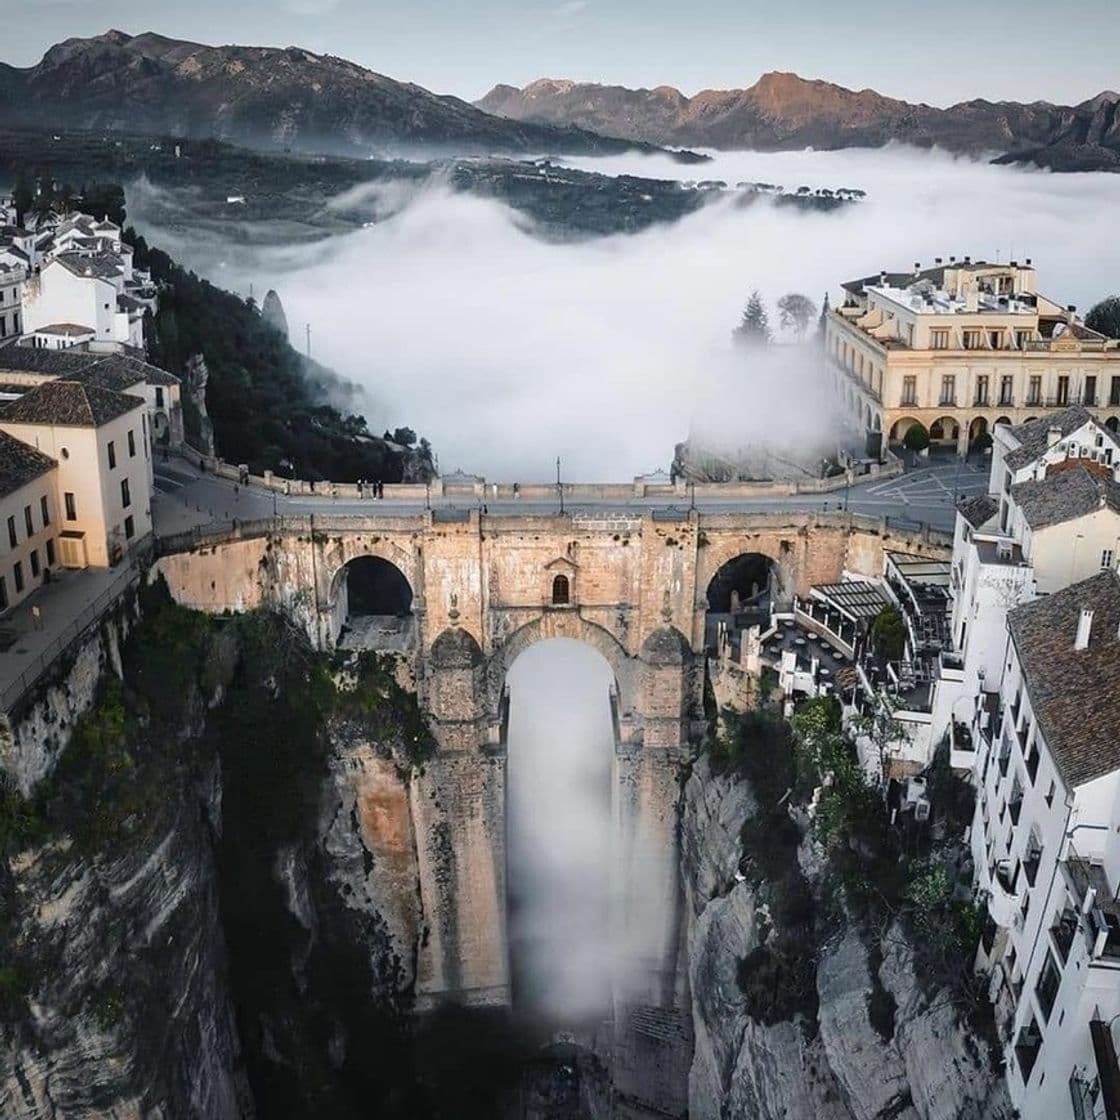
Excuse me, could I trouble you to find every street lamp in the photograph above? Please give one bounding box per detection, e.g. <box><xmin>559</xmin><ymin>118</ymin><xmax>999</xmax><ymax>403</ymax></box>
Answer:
<box><xmin>557</xmin><ymin>455</ymin><xmax>564</xmax><ymax>515</ymax></box>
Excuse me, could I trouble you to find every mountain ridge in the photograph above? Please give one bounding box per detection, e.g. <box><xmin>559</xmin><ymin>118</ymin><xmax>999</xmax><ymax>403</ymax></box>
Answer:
<box><xmin>476</xmin><ymin>72</ymin><xmax>1120</xmax><ymax>171</ymax></box>
<box><xmin>0</xmin><ymin>29</ymin><xmax>685</xmax><ymax>159</ymax></box>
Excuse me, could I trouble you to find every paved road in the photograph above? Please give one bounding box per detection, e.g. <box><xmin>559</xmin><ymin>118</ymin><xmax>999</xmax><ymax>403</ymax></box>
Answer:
<box><xmin>152</xmin><ymin>455</ymin><xmax>990</xmax><ymax>537</ymax></box>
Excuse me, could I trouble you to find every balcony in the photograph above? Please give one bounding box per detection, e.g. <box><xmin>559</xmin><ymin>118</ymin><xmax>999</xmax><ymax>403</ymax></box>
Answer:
<box><xmin>1065</xmin><ymin>850</ymin><xmax>1120</xmax><ymax>962</ymax></box>
<box><xmin>1009</xmin><ymin>794</ymin><xmax>1024</xmax><ymax>825</ymax></box>
<box><xmin>1051</xmin><ymin>907</ymin><xmax>1079</xmax><ymax>964</ymax></box>
<box><xmin>1015</xmin><ymin>1020</ymin><xmax>1043</xmax><ymax>1082</ymax></box>
<box><xmin>989</xmin><ymin>862</ymin><xmax>1023</xmax><ymax>930</ymax></box>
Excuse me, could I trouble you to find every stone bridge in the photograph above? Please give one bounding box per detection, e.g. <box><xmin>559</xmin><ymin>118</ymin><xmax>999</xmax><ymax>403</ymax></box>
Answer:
<box><xmin>155</xmin><ymin>507</ymin><xmax>946</xmax><ymax>1109</ymax></box>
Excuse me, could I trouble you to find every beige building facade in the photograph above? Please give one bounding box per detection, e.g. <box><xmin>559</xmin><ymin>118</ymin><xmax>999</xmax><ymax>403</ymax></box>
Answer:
<box><xmin>0</xmin><ymin>380</ymin><xmax>151</xmax><ymax>570</ymax></box>
<box><xmin>826</xmin><ymin>259</ymin><xmax>1120</xmax><ymax>456</ymax></box>
<box><xmin>0</xmin><ymin>432</ymin><xmax>57</xmax><ymax>615</ymax></box>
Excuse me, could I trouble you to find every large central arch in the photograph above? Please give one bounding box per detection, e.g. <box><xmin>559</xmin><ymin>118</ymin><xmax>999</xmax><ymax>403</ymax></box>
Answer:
<box><xmin>329</xmin><ymin>549</ymin><xmax>415</xmax><ymax>650</ymax></box>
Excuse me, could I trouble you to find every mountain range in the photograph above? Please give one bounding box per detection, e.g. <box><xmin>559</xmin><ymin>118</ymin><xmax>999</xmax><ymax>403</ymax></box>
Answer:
<box><xmin>0</xmin><ymin>30</ymin><xmax>679</xmax><ymax>159</ymax></box>
<box><xmin>477</xmin><ymin>72</ymin><xmax>1120</xmax><ymax>172</ymax></box>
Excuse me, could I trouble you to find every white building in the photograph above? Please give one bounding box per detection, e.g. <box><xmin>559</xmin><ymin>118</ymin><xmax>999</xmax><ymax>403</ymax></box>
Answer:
<box><xmin>0</xmin><ymin>263</ymin><xmax>23</xmax><ymax>343</ymax></box>
<box><xmin>971</xmin><ymin>571</ymin><xmax>1120</xmax><ymax>1120</ymax></box>
<box><xmin>21</xmin><ymin>254</ymin><xmax>145</xmax><ymax>350</ymax></box>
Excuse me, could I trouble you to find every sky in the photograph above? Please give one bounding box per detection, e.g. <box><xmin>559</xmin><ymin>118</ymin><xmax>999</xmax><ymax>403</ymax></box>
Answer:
<box><xmin>3</xmin><ymin>0</ymin><xmax>1118</xmax><ymax>106</ymax></box>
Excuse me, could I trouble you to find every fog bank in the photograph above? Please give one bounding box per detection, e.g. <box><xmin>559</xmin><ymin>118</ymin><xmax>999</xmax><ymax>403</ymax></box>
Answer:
<box><xmin>506</xmin><ymin>639</ymin><xmax>614</xmax><ymax>1025</ymax></box>
<box><xmin>129</xmin><ymin>146</ymin><xmax>1120</xmax><ymax>481</ymax></box>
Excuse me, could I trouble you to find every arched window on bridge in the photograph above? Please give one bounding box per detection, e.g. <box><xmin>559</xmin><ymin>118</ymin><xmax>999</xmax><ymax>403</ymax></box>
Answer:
<box><xmin>552</xmin><ymin>573</ymin><xmax>570</xmax><ymax>606</ymax></box>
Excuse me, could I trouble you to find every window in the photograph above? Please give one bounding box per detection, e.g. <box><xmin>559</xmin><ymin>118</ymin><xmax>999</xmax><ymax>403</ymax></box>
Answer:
<box><xmin>940</xmin><ymin>374</ymin><xmax>956</xmax><ymax>406</ymax></box>
<box><xmin>989</xmin><ymin>330</ymin><xmax>1003</xmax><ymax>350</ymax></box>
<box><xmin>40</xmin><ymin>495</ymin><xmax>50</xmax><ymax>527</ymax></box>
<box><xmin>121</xmin><ymin>479</ymin><xmax>131</xmax><ymax>508</ymax></box>
<box><xmin>1085</xmin><ymin>376</ymin><xmax>1097</xmax><ymax>406</ymax></box>
<box><xmin>124</xmin><ymin>515</ymin><xmax>135</xmax><ymax>540</ymax></box>
<box><xmin>1027</xmin><ymin>375</ymin><xmax>1042</xmax><ymax>405</ymax></box>
<box><xmin>6</xmin><ymin>515</ymin><xmax>15</xmax><ymax>548</ymax></box>
<box><xmin>107</xmin><ymin>440</ymin><xmax>116</xmax><ymax>469</ymax></box>
<box><xmin>1015</xmin><ymin>330</ymin><xmax>1032</xmax><ymax>350</ymax></box>
<box><xmin>29</xmin><ymin>549</ymin><xmax>39</xmax><ymax>578</ymax></box>
<box><xmin>1000</xmin><ymin>375</ymin><xmax>1014</xmax><ymax>406</ymax></box>
<box><xmin>64</xmin><ymin>492</ymin><xmax>76</xmax><ymax>520</ymax></box>
<box><xmin>901</xmin><ymin>376</ymin><xmax>917</xmax><ymax>405</ymax></box>
<box><xmin>155</xmin><ymin>387</ymin><xmax>164</xmax><ymax>407</ymax></box>
<box><xmin>930</xmin><ymin>328</ymin><xmax>949</xmax><ymax>350</ymax></box>
<box><xmin>963</xmin><ymin>330</ymin><xmax>982</xmax><ymax>350</ymax></box>
<box><xmin>0</xmin><ymin>575</ymin><xmax>6</xmax><ymax>611</ymax></box>
<box><xmin>13</xmin><ymin>561</ymin><xmax>23</xmax><ymax>593</ymax></box>
<box><xmin>552</xmin><ymin>573</ymin><xmax>570</xmax><ymax>605</ymax></box>
<box><xmin>45</xmin><ymin>538</ymin><xmax>55</xmax><ymax>567</ymax></box>
<box><xmin>23</xmin><ymin>505</ymin><xmax>33</xmax><ymax>537</ymax></box>
<box><xmin>1102</xmin><ymin>549</ymin><xmax>1114</xmax><ymax>570</ymax></box>
<box><xmin>128</xmin><ymin>429</ymin><xmax>136</xmax><ymax>458</ymax></box>
<box><xmin>1035</xmin><ymin>951</ymin><xmax>1061</xmax><ymax>1022</ymax></box>
<box><xmin>1057</xmin><ymin>376</ymin><xmax>1069</xmax><ymax>406</ymax></box>
<box><xmin>974</xmin><ymin>375</ymin><xmax>989</xmax><ymax>405</ymax></box>
<box><xmin>1111</xmin><ymin>377</ymin><xmax>1120</xmax><ymax>407</ymax></box>
<box><xmin>1045</xmin><ymin>780</ymin><xmax>1055</xmax><ymax>808</ymax></box>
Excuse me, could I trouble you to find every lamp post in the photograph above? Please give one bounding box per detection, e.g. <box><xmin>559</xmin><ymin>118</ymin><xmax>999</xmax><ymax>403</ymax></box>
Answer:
<box><xmin>557</xmin><ymin>456</ymin><xmax>564</xmax><ymax>515</ymax></box>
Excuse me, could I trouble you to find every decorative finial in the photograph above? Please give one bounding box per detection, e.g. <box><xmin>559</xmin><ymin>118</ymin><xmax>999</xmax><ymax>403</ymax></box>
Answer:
<box><xmin>448</xmin><ymin>591</ymin><xmax>460</xmax><ymax>625</ymax></box>
<box><xmin>661</xmin><ymin>589</ymin><xmax>672</xmax><ymax>623</ymax></box>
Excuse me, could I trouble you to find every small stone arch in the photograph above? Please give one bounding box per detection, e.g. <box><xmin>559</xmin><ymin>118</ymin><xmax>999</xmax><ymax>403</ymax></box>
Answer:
<box><xmin>968</xmin><ymin>416</ymin><xmax>989</xmax><ymax>454</ymax></box>
<box><xmin>889</xmin><ymin>416</ymin><xmax>921</xmax><ymax>443</ymax></box>
<box><xmin>1107</xmin><ymin>417</ymin><xmax>1120</xmax><ymax>434</ymax></box>
<box><xmin>929</xmin><ymin>416</ymin><xmax>960</xmax><ymax>443</ymax></box>
<box><xmin>995</xmin><ymin>415</ymin><xmax>1012</xmax><ymax>427</ymax></box>
<box><xmin>872</xmin><ymin>414</ymin><xmax>882</xmax><ymax>432</ymax></box>
<box><xmin>551</xmin><ymin>573</ymin><xmax>571</xmax><ymax>605</ymax></box>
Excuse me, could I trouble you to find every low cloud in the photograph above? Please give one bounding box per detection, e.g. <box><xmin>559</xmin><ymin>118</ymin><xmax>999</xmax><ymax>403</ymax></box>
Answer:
<box><xmin>128</xmin><ymin>145</ymin><xmax>1120</xmax><ymax>482</ymax></box>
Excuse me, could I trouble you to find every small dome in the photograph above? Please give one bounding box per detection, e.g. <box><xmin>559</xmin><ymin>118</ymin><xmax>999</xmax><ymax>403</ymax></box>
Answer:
<box><xmin>430</xmin><ymin>626</ymin><xmax>483</xmax><ymax>668</ymax></box>
<box><xmin>641</xmin><ymin>626</ymin><xmax>691</xmax><ymax>665</ymax></box>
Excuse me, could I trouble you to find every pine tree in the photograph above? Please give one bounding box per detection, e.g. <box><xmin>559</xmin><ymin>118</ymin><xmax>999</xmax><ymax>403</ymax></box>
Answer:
<box><xmin>733</xmin><ymin>290</ymin><xmax>771</xmax><ymax>347</ymax></box>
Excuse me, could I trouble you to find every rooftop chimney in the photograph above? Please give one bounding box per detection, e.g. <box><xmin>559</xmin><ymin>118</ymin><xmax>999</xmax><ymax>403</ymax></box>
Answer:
<box><xmin>1075</xmin><ymin>607</ymin><xmax>1093</xmax><ymax>651</ymax></box>
<box><xmin>949</xmin><ymin>255</ymin><xmax>956</xmax><ymax>263</ymax></box>
<box><xmin>964</xmin><ymin>255</ymin><xmax>972</xmax><ymax>265</ymax></box>
<box><xmin>1025</xmin><ymin>257</ymin><xmax>1032</xmax><ymax>266</ymax></box>
<box><xmin>935</xmin><ymin>256</ymin><xmax>943</xmax><ymax>265</ymax></box>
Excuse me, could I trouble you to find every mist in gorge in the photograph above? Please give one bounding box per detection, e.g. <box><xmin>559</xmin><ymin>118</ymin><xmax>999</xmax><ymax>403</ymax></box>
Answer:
<box><xmin>505</xmin><ymin>639</ymin><xmax>616</xmax><ymax>1028</ymax></box>
<box><xmin>126</xmin><ymin>145</ymin><xmax>1120</xmax><ymax>481</ymax></box>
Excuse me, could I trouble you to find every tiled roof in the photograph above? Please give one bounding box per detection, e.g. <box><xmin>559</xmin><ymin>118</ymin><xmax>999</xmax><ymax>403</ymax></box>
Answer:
<box><xmin>958</xmin><ymin>494</ymin><xmax>999</xmax><ymax>529</ymax></box>
<box><xmin>0</xmin><ymin>347</ymin><xmax>179</xmax><ymax>388</ymax></box>
<box><xmin>1004</xmin><ymin>405</ymin><xmax>1102</xmax><ymax>471</ymax></box>
<box><xmin>36</xmin><ymin>323</ymin><xmax>95</xmax><ymax>336</ymax></box>
<box><xmin>0</xmin><ymin>379</ymin><xmax>143</xmax><ymax>427</ymax></box>
<box><xmin>51</xmin><ymin>251</ymin><xmax>123</xmax><ymax>282</ymax></box>
<box><xmin>1009</xmin><ymin>570</ymin><xmax>1120</xmax><ymax>787</ymax></box>
<box><xmin>0</xmin><ymin>429</ymin><xmax>55</xmax><ymax>500</ymax></box>
<box><xmin>1011</xmin><ymin>466</ymin><xmax>1120</xmax><ymax>530</ymax></box>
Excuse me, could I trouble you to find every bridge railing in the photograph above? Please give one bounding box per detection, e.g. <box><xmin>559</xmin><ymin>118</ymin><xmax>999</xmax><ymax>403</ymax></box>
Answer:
<box><xmin>169</xmin><ymin>444</ymin><xmax>904</xmax><ymax>505</ymax></box>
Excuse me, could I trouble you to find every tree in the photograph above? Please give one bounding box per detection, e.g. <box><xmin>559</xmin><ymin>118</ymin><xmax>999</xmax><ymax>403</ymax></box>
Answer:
<box><xmin>733</xmin><ymin>290</ymin><xmax>771</xmax><ymax>347</ymax></box>
<box><xmin>902</xmin><ymin>422</ymin><xmax>929</xmax><ymax>453</ymax></box>
<box><xmin>1086</xmin><ymin>296</ymin><xmax>1120</xmax><ymax>340</ymax></box>
<box><xmin>777</xmin><ymin>292</ymin><xmax>817</xmax><ymax>340</ymax></box>
<box><xmin>870</xmin><ymin>606</ymin><xmax>906</xmax><ymax>661</ymax></box>
<box><xmin>391</xmin><ymin>427</ymin><xmax>417</xmax><ymax>447</ymax></box>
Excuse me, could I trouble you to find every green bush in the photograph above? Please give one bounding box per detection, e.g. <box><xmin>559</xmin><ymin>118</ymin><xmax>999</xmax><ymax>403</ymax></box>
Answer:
<box><xmin>902</xmin><ymin>422</ymin><xmax>930</xmax><ymax>452</ymax></box>
<box><xmin>871</xmin><ymin>606</ymin><xmax>906</xmax><ymax>661</ymax></box>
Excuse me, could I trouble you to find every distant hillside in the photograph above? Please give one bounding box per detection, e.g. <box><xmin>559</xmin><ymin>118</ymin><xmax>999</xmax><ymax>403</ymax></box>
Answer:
<box><xmin>0</xmin><ymin>29</ymin><xmax>682</xmax><ymax>159</ymax></box>
<box><xmin>477</xmin><ymin>73</ymin><xmax>1120</xmax><ymax>171</ymax></box>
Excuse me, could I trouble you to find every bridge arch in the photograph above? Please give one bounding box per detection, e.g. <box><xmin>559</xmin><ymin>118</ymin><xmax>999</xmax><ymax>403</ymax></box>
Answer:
<box><xmin>327</xmin><ymin>542</ymin><xmax>416</xmax><ymax>648</ymax></box>
<box><xmin>488</xmin><ymin>612</ymin><xmax>634</xmax><ymax>719</ymax></box>
<box><xmin>701</xmin><ymin>548</ymin><xmax>782</xmax><ymax>652</ymax></box>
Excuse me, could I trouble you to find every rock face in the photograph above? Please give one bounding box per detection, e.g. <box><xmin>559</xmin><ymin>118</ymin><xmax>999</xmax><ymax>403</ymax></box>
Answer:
<box><xmin>0</xmin><ymin>30</ymin><xmax>665</xmax><ymax>158</ymax></box>
<box><xmin>184</xmin><ymin>352</ymin><xmax>215</xmax><ymax>456</ymax></box>
<box><xmin>261</xmin><ymin>290</ymin><xmax>289</xmax><ymax>341</ymax></box>
<box><xmin>477</xmin><ymin>73</ymin><xmax>1120</xmax><ymax>172</ymax></box>
<box><xmin>680</xmin><ymin>755</ymin><xmax>1013</xmax><ymax>1120</ymax></box>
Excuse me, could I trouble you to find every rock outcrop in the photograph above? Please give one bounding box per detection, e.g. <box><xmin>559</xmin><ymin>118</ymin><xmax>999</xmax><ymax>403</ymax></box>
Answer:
<box><xmin>680</xmin><ymin>755</ymin><xmax>1013</xmax><ymax>1120</ymax></box>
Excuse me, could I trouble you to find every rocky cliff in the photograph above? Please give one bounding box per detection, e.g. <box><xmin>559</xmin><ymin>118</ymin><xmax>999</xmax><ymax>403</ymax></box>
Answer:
<box><xmin>681</xmin><ymin>748</ymin><xmax>1012</xmax><ymax>1119</ymax></box>
<box><xmin>0</xmin><ymin>30</ymin><xmax>669</xmax><ymax>159</ymax></box>
<box><xmin>478</xmin><ymin>72</ymin><xmax>1120</xmax><ymax>172</ymax></box>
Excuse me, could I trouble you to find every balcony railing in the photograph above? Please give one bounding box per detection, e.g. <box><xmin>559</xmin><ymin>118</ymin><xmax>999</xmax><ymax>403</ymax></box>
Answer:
<box><xmin>1051</xmin><ymin>907</ymin><xmax>1078</xmax><ymax>964</ymax></box>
